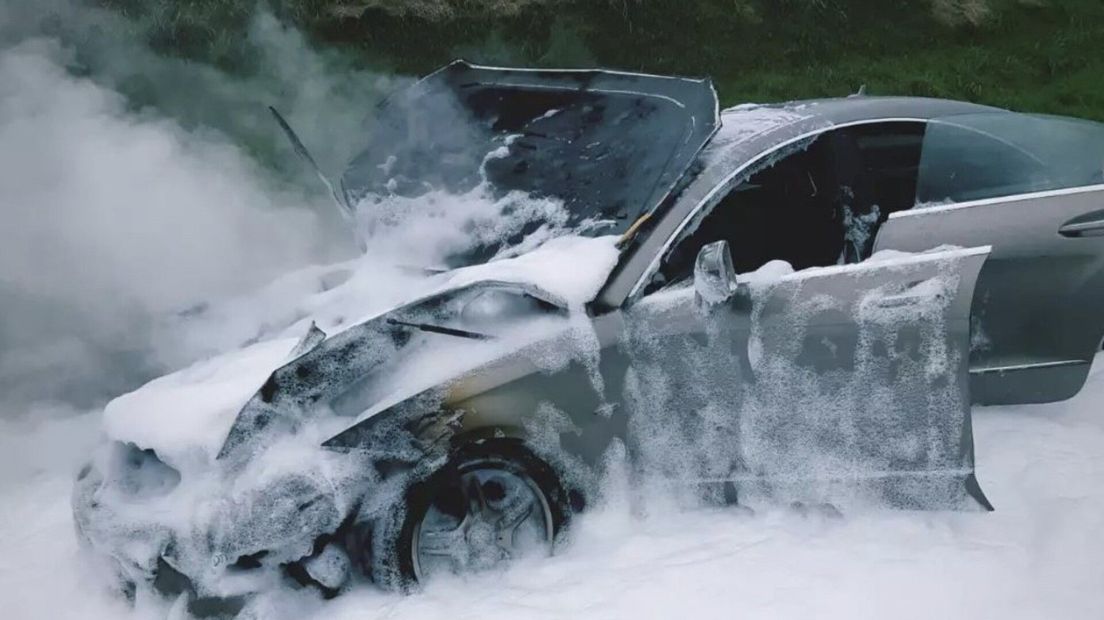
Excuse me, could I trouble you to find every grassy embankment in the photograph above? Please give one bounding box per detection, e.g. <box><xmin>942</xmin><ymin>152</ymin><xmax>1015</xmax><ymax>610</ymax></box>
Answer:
<box><xmin>101</xmin><ymin>0</ymin><xmax>1104</xmax><ymax>119</ymax></box>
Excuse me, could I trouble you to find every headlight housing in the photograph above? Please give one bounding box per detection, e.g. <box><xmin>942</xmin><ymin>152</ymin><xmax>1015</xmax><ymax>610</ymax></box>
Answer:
<box><xmin>109</xmin><ymin>442</ymin><xmax>181</xmax><ymax>499</ymax></box>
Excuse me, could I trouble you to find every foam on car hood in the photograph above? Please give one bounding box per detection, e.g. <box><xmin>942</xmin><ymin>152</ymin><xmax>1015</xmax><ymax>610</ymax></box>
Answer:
<box><xmin>103</xmin><ymin>337</ymin><xmax>301</xmax><ymax>471</ymax></box>
<box><xmin>102</xmin><ymin>235</ymin><xmax>620</xmax><ymax>471</ymax></box>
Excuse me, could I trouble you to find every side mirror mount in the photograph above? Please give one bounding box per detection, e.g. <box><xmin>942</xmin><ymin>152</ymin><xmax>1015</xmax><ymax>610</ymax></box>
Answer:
<box><xmin>694</xmin><ymin>240</ymin><xmax>739</xmax><ymax>306</ymax></box>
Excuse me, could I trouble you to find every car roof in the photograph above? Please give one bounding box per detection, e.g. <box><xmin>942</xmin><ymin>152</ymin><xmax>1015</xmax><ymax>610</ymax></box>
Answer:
<box><xmin>697</xmin><ymin>96</ymin><xmax>1005</xmax><ymax>173</ymax></box>
<box><xmin>717</xmin><ymin>95</ymin><xmax>999</xmax><ymax>140</ymax></box>
<box><xmin>725</xmin><ymin>95</ymin><xmax>1002</xmax><ymax>125</ymax></box>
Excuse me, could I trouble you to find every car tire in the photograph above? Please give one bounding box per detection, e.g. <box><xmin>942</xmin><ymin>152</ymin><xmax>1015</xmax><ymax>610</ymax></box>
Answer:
<box><xmin>357</xmin><ymin>439</ymin><xmax>570</xmax><ymax>591</ymax></box>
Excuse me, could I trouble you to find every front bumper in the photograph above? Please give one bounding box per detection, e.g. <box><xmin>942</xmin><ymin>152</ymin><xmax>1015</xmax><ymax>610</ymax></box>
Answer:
<box><xmin>71</xmin><ymin>446</ymin><xmax>351</xmax><ymax>610</ymax></box>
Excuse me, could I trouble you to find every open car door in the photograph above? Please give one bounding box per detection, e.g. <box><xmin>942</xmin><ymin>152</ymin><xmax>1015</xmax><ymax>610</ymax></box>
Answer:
<box><xmin>627</xmin><ymin>244</ymin><xmax>992</xmax><ymax>509</ymax></box>
<box><xmin>874</xmin><ymin>112</ymin><xmax>1104</xmax><ymax>405</ymax></box>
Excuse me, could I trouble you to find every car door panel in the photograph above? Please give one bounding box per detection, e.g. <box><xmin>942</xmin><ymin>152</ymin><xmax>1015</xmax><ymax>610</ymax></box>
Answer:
<box><xmin>625</xmin><ymin>246</ymin><xmax>990</xmax><ymax>509</ymax></box>
<box><xmin>875</xmin><ymin>185</ymin><xmax>1104</xmax><ymax>405</ymax></box>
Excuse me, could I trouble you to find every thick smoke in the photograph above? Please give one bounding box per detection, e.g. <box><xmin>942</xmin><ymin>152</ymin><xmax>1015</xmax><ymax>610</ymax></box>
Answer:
<box><xmin>0</xmin><ymin>2</ymin><xmax>397</xmax><ymax>412</ymax></box>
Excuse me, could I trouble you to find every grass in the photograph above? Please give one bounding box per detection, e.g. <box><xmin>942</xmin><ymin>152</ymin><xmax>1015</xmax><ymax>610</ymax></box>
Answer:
<box><xmin>94</xmin><ymin>0</ymin><xmax>1104</xmax><ymax>120</ymax></box>
<box><xmin>711</xmin><ymin>0</ymin><xmax>1104</xmax><ymax>119</ymax></box>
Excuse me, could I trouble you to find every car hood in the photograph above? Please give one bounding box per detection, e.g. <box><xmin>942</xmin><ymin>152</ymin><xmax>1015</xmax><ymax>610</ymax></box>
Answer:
<box><xmin>102</xmin><ymin>235</ymin><xmax>620</xmax><ymax>472</ymax></box>
<box><xmin>342</xmin><ymin>60</ymin><xmax>720</xmax><ymax>241</ymax></box>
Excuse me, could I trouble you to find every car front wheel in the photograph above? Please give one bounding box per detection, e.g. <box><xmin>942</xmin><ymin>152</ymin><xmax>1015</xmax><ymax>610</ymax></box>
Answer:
<box><xmin>361</xmin><ymin>440</ymin><xmax>569</xmax><ymax>589</ymax></box>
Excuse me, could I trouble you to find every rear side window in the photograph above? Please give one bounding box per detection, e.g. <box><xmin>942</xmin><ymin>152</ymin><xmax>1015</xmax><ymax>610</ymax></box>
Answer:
<box><xmin>916</xmin><ymin>113</ymin><xmax>1104</xmax><ymax>206</ymax></box>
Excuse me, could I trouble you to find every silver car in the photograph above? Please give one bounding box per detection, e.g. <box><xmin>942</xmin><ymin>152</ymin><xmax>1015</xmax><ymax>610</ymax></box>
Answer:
<box><xmin>73</xmin><ymin>61</ymin><xmax>1104</xmax><ymax>612</ymax></box>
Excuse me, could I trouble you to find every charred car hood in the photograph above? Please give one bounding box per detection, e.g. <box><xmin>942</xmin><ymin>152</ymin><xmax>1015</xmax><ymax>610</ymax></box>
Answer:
<box><xmin>343</xmin><ymin>60</ymin><xmax>719</xmax><ymax>251</ymax></box>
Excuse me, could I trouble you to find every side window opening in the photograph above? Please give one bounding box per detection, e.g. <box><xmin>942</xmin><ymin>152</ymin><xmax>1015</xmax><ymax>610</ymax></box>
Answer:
<box><xmin>647</xmin><ymin>122</ymin><xmax>927</xmax><ymax>294</ymax></box>
<box><xmin>852</xmin><ymin>122</ymin><xmax>927</xmax><ymax>219</ymax></box>
<box><xmin>916</xmin><ymin>124</ymin><xmax>1045</xmax><ymax>205</ymax></box>
<box><xmin>916</xmin><ymin>113</ymin><xmax>1104</xmax><ymax>206</ymax></box>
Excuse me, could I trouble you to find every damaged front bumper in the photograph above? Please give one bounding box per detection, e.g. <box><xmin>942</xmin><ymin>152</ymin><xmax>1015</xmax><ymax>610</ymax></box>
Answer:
<box><xmin>71</xmin><ymin>442</ymin><xmax>355</xmax><ymax>614</ymax></box>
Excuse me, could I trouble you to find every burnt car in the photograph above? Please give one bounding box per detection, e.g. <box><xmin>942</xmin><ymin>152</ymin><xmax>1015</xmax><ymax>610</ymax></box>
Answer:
<box><xmin>74</xmin><ymin>61</ymin><xmax>1104</xmax><ymax>612</ymax></box>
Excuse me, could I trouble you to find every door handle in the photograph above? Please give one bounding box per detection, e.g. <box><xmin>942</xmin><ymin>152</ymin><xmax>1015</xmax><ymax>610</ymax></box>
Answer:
<box><xmin>1059</xmin><ymin>210</ymin><xmax>1104</xmax><ymax>238</ymax></box>
<box><xmin>869</xmin><ymin>279</ymin><xmax>944</xmax><ymax>309</ymax></box>
<box><xmin>871</xmin><ymin>292</ymin><xmax>937</xmax><ymax>309</ymax></box>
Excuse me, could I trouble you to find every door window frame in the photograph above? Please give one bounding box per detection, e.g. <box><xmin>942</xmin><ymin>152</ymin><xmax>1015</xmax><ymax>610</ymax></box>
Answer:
<box><xmin>913</xmin><ymin>113</ymin><xmax>1104</xmax><ymax>207</ymax></box>
<box><xmin>627</xmin><ymin>117</ymin><xmax>930</xmax><ymax>302</ymax></box>
<box><xmin>888</xmin><ymin>182</ymin><xmax>1104</xmax><ymax>222</ymax></box>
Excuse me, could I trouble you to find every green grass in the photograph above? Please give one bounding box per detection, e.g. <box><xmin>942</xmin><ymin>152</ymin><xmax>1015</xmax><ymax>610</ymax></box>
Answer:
<box><xmin>709</xmin><ymin>0</ymin><xmax>1104</xmax><ymax>119</ymax></box>
<box><xmin>96</xmin><ymin>0</ymin><xmax>1104</xmax><ymax>120</ymax></box>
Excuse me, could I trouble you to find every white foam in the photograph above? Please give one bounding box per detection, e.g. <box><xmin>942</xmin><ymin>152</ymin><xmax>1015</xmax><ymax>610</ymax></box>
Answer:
<box><xmin>102</xmin><ymin>337</ymin><xmax>300</xmax><ymax>470</ymax></box>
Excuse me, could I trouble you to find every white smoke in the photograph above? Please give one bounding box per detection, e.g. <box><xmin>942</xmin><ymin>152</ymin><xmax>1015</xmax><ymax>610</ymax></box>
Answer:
<box><xmin>0</xmin><ymin>3</ymin><xmax>399</xmax><ymax>411</ymax></box>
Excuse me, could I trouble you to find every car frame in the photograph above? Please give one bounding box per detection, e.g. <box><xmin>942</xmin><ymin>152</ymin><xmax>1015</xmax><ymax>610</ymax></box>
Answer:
<box><xmin>74</xmin><ymin>61</ymin><xmax>1104</xmax><ymax>612</ymax></box>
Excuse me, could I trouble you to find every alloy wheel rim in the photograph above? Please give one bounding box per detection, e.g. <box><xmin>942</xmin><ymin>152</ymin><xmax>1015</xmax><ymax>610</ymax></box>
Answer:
<box><xmin>411</xmin><ymin>461</ymin><xmax>553</xmax><ymax>583</ymax></box>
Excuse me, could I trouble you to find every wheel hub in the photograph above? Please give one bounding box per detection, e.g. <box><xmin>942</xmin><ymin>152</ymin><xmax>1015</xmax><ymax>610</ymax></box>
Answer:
<box><xmin>412</xmin><ymin>463</ymin><xmax>552</xmax><ymax>582</ymax></box>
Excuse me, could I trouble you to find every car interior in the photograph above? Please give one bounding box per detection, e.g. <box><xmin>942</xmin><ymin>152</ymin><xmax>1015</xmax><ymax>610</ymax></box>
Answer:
<box><xmin>652</xmin><ymin>121</ymin><xmax>928</xmax><ymax>292</ymax></box>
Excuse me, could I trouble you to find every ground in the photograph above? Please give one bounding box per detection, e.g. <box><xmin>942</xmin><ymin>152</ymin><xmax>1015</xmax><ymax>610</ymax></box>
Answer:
<box><xmin>4</xmin><ymin>356</ymin><xmax>1102</xmax><ymax>620</ymax></box>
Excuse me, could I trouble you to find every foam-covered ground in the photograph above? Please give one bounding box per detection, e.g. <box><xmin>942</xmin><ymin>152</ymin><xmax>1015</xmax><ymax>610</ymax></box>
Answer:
<box><xmin>3</xmin><ymin>356</ymin><xmax>1102</xmax><ymax>620</ymax></box>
